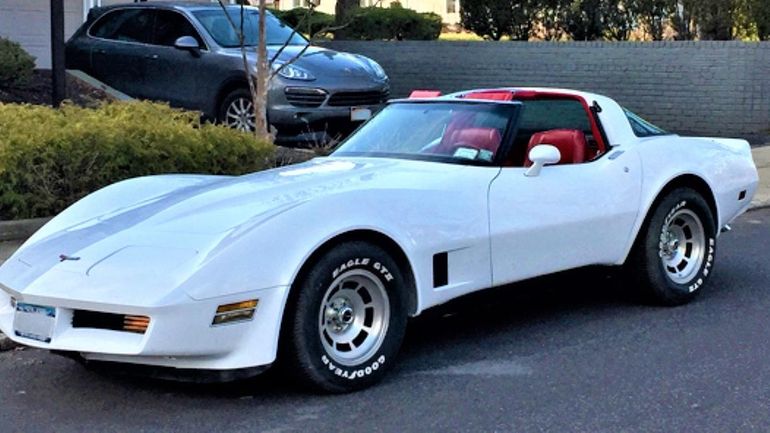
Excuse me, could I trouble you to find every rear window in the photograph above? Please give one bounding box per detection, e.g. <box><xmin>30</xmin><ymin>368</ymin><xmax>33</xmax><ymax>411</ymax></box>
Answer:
<box><xmin>518</xmin><ymin>99</ymin><xmax>592</xmax><ymax>133</ymax></box>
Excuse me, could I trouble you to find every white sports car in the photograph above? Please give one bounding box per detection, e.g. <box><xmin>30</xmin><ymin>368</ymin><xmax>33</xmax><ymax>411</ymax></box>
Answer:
<box><xmin>0</xmin><ymin>88</ymin><xmax>758</xmax><ymax>392</ymax></box>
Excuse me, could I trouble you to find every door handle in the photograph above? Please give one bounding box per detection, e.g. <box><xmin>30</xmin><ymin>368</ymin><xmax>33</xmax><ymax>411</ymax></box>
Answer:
<box><xmin>146</xmin><ymin>54</ymin><xmax>159</xmax><ymax>60</ymax></box>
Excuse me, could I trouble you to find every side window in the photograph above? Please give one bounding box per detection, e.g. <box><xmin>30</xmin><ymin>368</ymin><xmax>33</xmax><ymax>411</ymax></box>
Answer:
<box><xmin>624</xmin><ymin>108</ymin><xmax>669</xmax><ymax>137</ymax></box>
<box><xmin>508</xmin><ymin>99</ymin><xmax>598</xmax><ymax>166</ymax></box>
<box><xmin>153</xmin><ymin>10</ymin><xmax>205</xmax><ymax>47</ymax></box>
<box><xmin>90</xmin><ymin>9</ymin><xmax>155</xmax><ymax>44</ymax></box>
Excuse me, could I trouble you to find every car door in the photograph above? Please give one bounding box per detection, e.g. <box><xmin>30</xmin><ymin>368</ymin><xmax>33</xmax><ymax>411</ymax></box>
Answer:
<box><xmin>87</xmin><ymin>8</ymin><xmax>155</xmax><ymax>98</ymax></box>
<box><xmin>143</xmin><ymin>9</ymin><xmax>206</xmax><ymax>109</ymax></box>
<box><xmin>488</xmin><ymin>98</ymin><xmax>643</xmax><ymax>286</ymax></box>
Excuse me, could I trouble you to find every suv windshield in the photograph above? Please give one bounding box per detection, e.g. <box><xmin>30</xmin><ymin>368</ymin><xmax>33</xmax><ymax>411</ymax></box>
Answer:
<box><xmin>193</xmin><ymin>8</ymin><xmax>307</xmax><ymax>47</ymax></box>
<box><xmin>333</xmin><ymin>102</ymin><xmax>517</xmax><ymax>164</ymax></box>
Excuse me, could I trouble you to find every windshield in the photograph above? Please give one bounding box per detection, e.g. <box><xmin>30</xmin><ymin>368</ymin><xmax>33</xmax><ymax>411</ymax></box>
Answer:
<box><xmin>193</xmin><ymin>8</ymin><xmax>307</xmax><ymax>47</ymax></box>
<box><xmin>333</xmin><ymin>102</ymin><xmax>517</xmax><ymax>164</ymax></box>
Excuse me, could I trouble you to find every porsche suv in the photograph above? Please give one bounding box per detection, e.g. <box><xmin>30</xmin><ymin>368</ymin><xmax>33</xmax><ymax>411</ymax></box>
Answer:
<box><xmin>65</xmin><ymin>2</ymin><xmax>390</xmax><ymax>144</ymax></box>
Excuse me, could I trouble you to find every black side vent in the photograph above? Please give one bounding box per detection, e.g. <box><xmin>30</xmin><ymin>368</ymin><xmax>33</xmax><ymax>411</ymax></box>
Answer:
<box><xmin>433</xmin><ymin>252</ymin><xmax>449</xmax><ymax>288</ymax></box>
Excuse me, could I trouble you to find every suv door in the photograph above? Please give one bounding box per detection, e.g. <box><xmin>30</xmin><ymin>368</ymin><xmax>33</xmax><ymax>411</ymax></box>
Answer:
<box><xmin>144</xmin><ymin>10</ymin><xmax>207</xmax><ymax>110</ymax></box>
<box><xmin>88</xmin><ymin>8</ymin><xmax>155</xmax><ymax>98</ymax></box>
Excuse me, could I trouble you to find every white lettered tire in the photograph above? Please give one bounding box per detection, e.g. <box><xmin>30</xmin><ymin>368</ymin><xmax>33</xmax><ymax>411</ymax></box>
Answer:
<box><xmin>628</xmin><ymin>187</ymin><xmax>717</xmax><ymax>305</ymax></box>
<box><xmin>281</xmin><ymin>241</ymin><xmax>408</xmax><ymax>393</ymax></box>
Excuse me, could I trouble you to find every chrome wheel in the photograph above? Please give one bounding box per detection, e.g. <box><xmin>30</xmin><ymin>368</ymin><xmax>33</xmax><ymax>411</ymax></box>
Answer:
<box><xmin>319</xmin><ymin>269</ymin><xmax>390</xmax><ymax>366</ymax></box>
<box><xmin>659</xmin><ymin>208</ymin><xmax>706</xmax><ymax>285</ymax></box>
<box><xmin>224</xmin><ymin>96</ymin><xmax>255</xmax><ymax>132</ymax></box>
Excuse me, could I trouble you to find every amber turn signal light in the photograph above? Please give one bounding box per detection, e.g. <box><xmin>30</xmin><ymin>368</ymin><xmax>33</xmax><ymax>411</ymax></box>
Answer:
<box><xmin>123</xmin><ymin>315</ymin><xmax>151</xmax><ymax>334</ymax></box>
<box><xmin>212</xmin><ymin>300</ymin><xmax>258</xmax><ymax>326</ymax></box>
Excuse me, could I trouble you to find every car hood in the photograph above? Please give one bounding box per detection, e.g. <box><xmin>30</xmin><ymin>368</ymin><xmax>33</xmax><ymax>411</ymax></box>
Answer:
<box><xmin>0</xmin><ymin>157</ymin><xmax>473</xmax><ymax>304</ymax></box>
<box><xmin>229</xmin><ymin>45</ymin><xmax>383</xmax><ymax>81</ymax></box>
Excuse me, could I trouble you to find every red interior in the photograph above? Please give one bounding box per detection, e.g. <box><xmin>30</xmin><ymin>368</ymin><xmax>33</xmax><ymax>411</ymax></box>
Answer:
<box><xmin>409</xmin><ymin>90</ymin><xmax>443</xmax><ymax>99</ymax></box>
<box><xmin>524</xmin><ymin>129</ymin><xmax>588</xmax><ymax>167</ymax></box>
<box><xmin>463</xmin><ymin>91</ymin><xmax>515</xmax><ymax>101</ymax></box>
<box><xmin>434</xmin><ymin>127</ymin><xmax>502</xmax><ymax>156</ymax></box>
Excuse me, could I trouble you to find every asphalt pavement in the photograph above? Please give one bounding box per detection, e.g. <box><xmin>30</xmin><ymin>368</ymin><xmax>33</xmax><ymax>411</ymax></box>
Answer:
<box><xmin>1</xmin><ymin>208</ymin><xmax>769</xmax><ymax>432</ymax></box>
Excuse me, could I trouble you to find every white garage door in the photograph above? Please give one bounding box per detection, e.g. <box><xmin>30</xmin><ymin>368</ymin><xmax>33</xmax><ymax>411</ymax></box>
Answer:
<box><xmin>0</xmin><ymin>0</ymin><xmax>84</xmax><ymax>69</ymax></box>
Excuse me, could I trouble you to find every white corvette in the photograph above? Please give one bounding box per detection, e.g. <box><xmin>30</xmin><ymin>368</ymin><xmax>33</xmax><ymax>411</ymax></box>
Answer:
<box><xmin>0</xmin><ymin>88</ymin><xmax>758</xmax><ymax>392</ymax></box>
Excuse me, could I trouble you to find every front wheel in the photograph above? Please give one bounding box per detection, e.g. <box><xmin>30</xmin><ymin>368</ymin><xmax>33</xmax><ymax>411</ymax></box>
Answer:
<box><xmin>218</xmin><ymin>88</ymin><xmax>255</xmax><ymax>132</ymax></box>
<box><xmin>281</xmin><ymin>242</ymin><xmax>408</xmax><ymax>393</ymax></box>
<box><xmin>627</xmin><ymin>187</ymin><xmax>717</xmax><ymax>305</ymax></box>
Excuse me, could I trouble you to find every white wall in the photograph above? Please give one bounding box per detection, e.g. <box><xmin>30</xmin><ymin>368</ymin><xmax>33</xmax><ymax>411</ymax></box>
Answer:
<box><xmin>0</xmin><ymin>0</ymin><xmax>85</xmax><ymax>68</ymax></box>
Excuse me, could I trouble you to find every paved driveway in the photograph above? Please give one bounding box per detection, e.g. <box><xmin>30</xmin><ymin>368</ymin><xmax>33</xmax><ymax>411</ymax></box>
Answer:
<box><xmin>1</xmin><ymin>209</ymin><xmax>769</xmax><ymax>433</ymax></box>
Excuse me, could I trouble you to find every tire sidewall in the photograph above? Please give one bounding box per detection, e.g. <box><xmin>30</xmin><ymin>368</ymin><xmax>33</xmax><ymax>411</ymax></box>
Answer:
<box><xmin>217</xmin><ymin>88</ymin><xmax>251</xmax><ymax>125</ymax></box>
<box><xmin>642</xmin><ymin>188</ymin><xmax>717</xmax><ymax>303</ymax></box>
<box><xmin>289</xmin><ymin>242</ymin><xmax>407</xmax><ymax>392</ymax></box>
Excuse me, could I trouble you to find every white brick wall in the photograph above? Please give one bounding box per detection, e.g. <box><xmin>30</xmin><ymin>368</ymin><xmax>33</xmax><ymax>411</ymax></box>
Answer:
<box><xmin>325</xmin><ymin>40</ymin><xmax>770</xmax><ymax>141</ymax></box>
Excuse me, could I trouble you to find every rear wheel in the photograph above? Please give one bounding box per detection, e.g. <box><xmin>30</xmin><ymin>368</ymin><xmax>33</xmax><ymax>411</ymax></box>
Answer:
<box><xmin>627</xmin><ymin>187</ymin><xmax>717</xmax><ymax>305</ymax></box>
<box><xmin>282</xmin><ymin>241</ymin><xmax>408</xmax><ymax>393</ymax></box>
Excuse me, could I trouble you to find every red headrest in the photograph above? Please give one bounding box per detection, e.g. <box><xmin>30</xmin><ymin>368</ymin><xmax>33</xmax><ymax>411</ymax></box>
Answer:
<box><xmin>524</xmin><ymin>129</ymin><xmax>587</xmax><ymax>167</ymax></box>
<box><xmin>448</xmin><ymin>127</ymin><xmax>502</xmax><ymax>154</ymax></box>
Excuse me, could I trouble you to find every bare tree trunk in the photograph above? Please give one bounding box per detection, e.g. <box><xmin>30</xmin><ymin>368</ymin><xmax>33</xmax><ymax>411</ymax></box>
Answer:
<box><xmin>335</xmin><ymin>0</ymin><xmax>360</xmax><ymax>39</ymax></box>
<box><xmin>253</xmin><ymin>0</ymin><xmax>271</xmax><ymax>141</ymax></box>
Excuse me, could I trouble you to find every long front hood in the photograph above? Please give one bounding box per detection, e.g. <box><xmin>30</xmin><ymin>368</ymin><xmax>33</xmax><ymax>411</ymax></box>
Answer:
<box><xmin>0</xmin><ymin>157</ymin><xmax>478</xmax><ymax>305</ymax></box>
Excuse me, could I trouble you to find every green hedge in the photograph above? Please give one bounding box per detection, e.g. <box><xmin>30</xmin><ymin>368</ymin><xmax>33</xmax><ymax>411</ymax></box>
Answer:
<box><xmin>339</xmin><ymin>6</ymin><xmax>442</xmax><ymax>40</ymax></box>
<box><xmin>273</xmin><ymin>8</ymin><xmax>335</xmax><ymax>37</ymax></box>
<box><xmin>0</xmin><ymin>101</ymin><xmax>274</xmax><ymax>220</ymax></box>
<box><xmin>0</xmin><ymin>37</ymin><xmax>35</xmax><ymax>89</ymax></box>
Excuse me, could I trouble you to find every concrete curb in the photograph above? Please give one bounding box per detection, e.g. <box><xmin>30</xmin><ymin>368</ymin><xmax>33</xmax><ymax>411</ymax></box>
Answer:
<box><xmin>0</xmin><ymin>218</ymin><xmax>51</xmax><ymax>242</ymax></box>
<box><xmin>67</xmin><ymin>69</ymin><xmax>133</xmax><ymax>101</ymax></box>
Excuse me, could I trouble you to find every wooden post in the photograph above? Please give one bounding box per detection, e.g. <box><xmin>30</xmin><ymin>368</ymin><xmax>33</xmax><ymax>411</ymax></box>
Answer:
<box><xmin>50</xmin><ymin>0</ymin><xmax>66</xmax><ymax>107</ymax></box>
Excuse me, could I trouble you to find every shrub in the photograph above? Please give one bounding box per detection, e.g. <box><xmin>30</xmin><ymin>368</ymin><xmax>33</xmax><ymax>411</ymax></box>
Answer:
<box><xmin>0</xmin><ymin>37</ymin><xmax>36</xmax><ymax>89</ymax></box>
<box><xmin>273</xmin><ymin>8</ymin><xmax>335</xmax><ymax>37</ymax></box>
<box><xmin>0</xmin><ymin>101</ymin><xmax>274</xmax><ymax>220</ymax></box>
<box><xmin>337</xmin><ymin>6</ymin><xmax>442</xmax><ymax>40</ymax></box>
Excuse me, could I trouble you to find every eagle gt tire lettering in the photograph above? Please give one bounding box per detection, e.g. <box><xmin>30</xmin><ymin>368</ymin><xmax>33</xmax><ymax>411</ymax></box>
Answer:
<box><xmin>629</xmin><ymin>187</ymin><xmax>717</xmax><ymax>306</ymax></box>
<box><xmin>282</xmin><ymin>241</ymin><xmax>408</xmax><ymax>392</ymax></box>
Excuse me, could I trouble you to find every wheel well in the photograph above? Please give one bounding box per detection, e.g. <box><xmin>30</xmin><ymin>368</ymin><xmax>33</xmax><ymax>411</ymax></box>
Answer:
<box><xmin>654</xmin><ymin>174</ymin><xmax>719</xmax><ymax>226</ymax></box>
<box><xmin>215</xmin><ymin>78</ymin><xmax>249</xmax><ymax>120</ymax></box>
<box><xmin>624</xmin><ymin>174</ymin><xmax>719</xmax><ymax>265</ymax></box>
<box><xmin>291</xmin><ymin>230</ymin><xmax>419</xmax><ymax>316</ymax></box>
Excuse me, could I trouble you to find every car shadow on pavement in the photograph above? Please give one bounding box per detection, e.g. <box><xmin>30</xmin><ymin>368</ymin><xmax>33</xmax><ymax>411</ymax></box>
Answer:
<box><xmin>72</xmin><ymin>266</ymin><xmax>647</xmax><ymax>398</ymax></box>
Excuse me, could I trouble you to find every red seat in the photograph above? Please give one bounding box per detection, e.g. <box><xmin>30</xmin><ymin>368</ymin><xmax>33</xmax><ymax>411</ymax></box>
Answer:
<box><xmin>435</xmin><ymin>127</ymin><xmax>502</xmax><ymax>156</ymax></box>
<box><xmin>524</xmin><ymin>129</ymin><xmax>588</xmax><ymax>167</ymax></box>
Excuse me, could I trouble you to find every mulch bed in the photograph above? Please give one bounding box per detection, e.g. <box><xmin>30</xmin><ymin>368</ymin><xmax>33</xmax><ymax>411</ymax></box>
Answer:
<box><xmin>0</xmin><ymin>69</ymin><xmax>111</xmax><ymax>106</ymax></box>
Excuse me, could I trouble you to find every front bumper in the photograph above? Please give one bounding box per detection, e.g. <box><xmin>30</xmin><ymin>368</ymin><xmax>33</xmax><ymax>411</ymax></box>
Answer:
<box><xmin>267</xmin><ymin>80</ymin><xmax>389</xmax><ymax>144</ymax></box>
<box><xmin>0</xmin><ymin>283</ymin><xmax>289</xmax><ymax>372</ymax></box>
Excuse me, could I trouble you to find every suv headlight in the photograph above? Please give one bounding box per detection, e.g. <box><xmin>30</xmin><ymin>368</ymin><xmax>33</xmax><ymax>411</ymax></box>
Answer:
<box><xmin>274</xmin><ymin>63</ymin><xmax>315</xmax><ymax>81</ymax></box>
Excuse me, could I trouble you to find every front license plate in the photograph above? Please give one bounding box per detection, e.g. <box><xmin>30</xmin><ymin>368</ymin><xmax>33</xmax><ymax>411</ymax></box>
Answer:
<box><xmin>351</xmin><ymin>107</ymin><xmax>372</xmax><ymax>122</ymax></box>
<box><xmin>14</xmin><ymin>302</ymin><xmax>56</xmax><ymax>343</ymax></box>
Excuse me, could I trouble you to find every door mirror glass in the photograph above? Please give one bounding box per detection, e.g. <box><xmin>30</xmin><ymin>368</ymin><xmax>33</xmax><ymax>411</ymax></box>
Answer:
<box><xmin>174</xmin><ymin>35</ymin><xmax>200</xmax><ymax>51</ymax></box>
<box><xmin>525</xmin><ymin>144</ymin><xmax>561</xmax><ymax>177</ymax></box>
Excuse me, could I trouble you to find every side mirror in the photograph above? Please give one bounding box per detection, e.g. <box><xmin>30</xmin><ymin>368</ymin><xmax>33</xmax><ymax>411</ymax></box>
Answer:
<box><xmin>525</xmin><ymin>144</ymin><xmax>561</xmax><ymax>177</ymax></box>
<box><xmin>174</xmin><ymin>36</ymin><xmax>200</xmax><ymax>55</ymax></box>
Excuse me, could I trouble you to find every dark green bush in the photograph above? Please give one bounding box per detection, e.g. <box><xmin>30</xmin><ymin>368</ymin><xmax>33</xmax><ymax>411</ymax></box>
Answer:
<box><xmin>337</xmin><ymin>6</ymin><xmax>442</xmax><ymax>40</ymax></box>
<box><xmin>273</xmin><ymin>8</ymin><xmax>335</xmax><ymax>37</ymax></box>
<box><xmin>0</xmin><ymin>101</ymin><xmax>274</xmax><ymax>220</ymax></box>
<box><xmin>0</xmin><ymin>37</ymin><xmax>36</xmax><ymax>89</ymax></box>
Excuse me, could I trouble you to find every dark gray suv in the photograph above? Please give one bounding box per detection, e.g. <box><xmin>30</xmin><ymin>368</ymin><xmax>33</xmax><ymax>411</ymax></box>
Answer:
<box><xmin>65</xmin><ymin>1</ymin><xmax>390</xmax><ymax>143</ymax></box>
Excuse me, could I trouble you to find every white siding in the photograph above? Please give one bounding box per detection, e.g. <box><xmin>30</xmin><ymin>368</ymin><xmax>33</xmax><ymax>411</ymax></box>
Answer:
<box><xmin>0</xmin><ymin>0</ymin><xmax>85</xmax><ymax>68</ymax></box>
